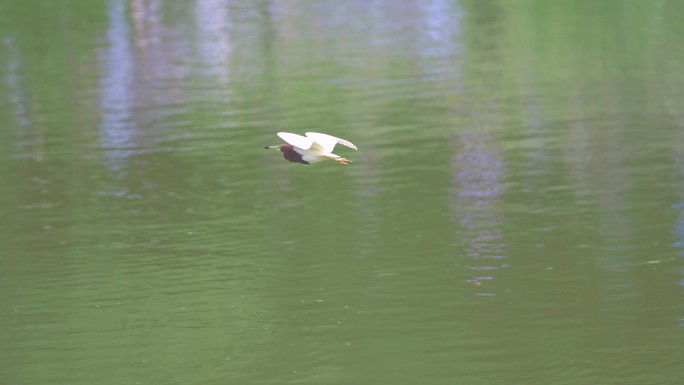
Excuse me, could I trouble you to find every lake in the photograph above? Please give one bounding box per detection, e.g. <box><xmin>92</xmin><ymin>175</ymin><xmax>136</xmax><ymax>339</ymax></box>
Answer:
<box><xmin>1</xmin><ymin>1</ymin><xmax>683</xmax><ymax>384</ymax></box>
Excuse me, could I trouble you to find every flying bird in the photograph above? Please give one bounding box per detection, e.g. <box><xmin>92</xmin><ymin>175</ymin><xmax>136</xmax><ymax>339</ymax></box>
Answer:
<box><xmin>265</xmin><ymin>132</ymin><xmax>358</xmax><ymax>165</ymax></box>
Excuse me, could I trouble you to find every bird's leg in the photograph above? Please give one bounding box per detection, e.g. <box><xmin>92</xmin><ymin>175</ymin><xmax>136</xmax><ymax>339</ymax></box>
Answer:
<box><xmin>335</xmin><ymin>157</ymin><xmax>352</xmax><ymax>165</ymax></box>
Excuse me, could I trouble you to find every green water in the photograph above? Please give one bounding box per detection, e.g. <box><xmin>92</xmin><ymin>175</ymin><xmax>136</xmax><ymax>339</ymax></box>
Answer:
<box><xmin>2</xmin><ymin>1</ymin><xmax>684</xmax><ymax>384</ymax></box>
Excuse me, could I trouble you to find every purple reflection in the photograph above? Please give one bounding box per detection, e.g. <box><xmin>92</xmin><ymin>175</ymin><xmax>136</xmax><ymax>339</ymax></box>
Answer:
<box><xmin>195</xmin><ymin>0</ymin><xmax>232</xmax><ymax>85</ymax></box>
<box><xmin>450</xmin><ymin>131</ymin><xmax>507</xmax><ymax>294</ymax></box>
<box><xmin>418</xmin><ymin>0</ymin><xmax>463</xmax><ymax>59</ymax></box>
<box><xmin>672</xmin><ymin>127</ymin><xmax>684</xmax><ymax>296</ymax></box>
<box><xmin>271</xmin><ymin>0</ymin><xmax>463</xmax><ymax>65</ymax></box>
<box><xmin>453</xmin><ymin>132</ymin><xmax>504</xmax><ymax>202</ymax></box>
<box><xmin>131</xmin><ymin>0</ymin><xmax>162</xmax><ymax>50</ymax></box>
<box><xmin>4</xmin><ymin>37</ymin><xmax>31</xmax><ymax>131</ymax></box>
<box><xmin>99</xmin><ymin>0</ymin><xmax>136</xmax><ymax>171</ymax></box>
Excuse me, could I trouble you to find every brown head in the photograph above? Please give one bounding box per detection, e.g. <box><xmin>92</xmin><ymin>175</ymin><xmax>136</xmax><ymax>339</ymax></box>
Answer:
<box><xmin>265</xmin><ymin>144</ymin><xmax>309</xmax><ymax>164</ymax></box>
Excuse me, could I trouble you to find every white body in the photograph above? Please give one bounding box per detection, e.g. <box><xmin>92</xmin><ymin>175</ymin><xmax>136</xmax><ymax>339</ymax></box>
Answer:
<box><xmin>277</xmin><ymin>132</ymin><xmax>357</xmax><ymax>163</ymax></box>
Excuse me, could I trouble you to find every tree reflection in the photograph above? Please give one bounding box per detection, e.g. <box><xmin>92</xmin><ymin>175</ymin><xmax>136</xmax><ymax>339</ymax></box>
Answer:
<box><xmin>450</xmin><ymin>129</ymin><xmax>508</xmax><ymax>296</ymax></box>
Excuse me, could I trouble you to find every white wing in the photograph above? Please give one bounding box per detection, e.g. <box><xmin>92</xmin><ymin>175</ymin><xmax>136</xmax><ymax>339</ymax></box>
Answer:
<box><xmin>277</xmin><ymin>132</ymin><xmax>313</xmax><ymax>150</ymax></box>
<box><xmin>305</xmin><ymin>132</ymin><xmax>358</xmax><ymax>153</ymax></box>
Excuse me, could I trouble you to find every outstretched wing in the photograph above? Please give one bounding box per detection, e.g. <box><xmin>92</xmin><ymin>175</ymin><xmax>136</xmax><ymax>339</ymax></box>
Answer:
<box><xmin>305</xmin><ymin>132</ymin><xmax>358</xmax><ymax>153</ymax></box>
<box><xmin>277</xmin><ymin>132</ymin><xmax>313</xmax><ymax>150</ymax></box>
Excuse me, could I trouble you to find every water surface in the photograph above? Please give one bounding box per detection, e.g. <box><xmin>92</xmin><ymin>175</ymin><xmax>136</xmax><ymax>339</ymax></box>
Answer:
<box><xmin>1</xmin><ymin>1</ymin><xmax>684</xmax><ymax>384</ymax></box>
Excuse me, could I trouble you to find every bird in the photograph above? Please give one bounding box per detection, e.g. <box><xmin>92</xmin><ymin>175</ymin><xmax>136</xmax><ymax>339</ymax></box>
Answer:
<box><xmin>265</xmin><ymin>132</ymin><xmax>358</xmax><ymax>165</ymax></box>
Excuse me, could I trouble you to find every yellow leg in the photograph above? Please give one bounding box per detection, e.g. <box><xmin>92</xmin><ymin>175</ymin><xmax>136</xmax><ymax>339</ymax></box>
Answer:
<box><xmin>335</xmin><ymin>157</ymin><xmax>352</xmax><ymax>165</ymax></box>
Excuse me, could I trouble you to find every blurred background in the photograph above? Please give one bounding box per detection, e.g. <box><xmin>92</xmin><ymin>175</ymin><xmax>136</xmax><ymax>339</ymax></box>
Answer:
<box><xmin>1</xmin><ymin>0</ymin><xmax>684</xmax><ymax>384</ymax></box>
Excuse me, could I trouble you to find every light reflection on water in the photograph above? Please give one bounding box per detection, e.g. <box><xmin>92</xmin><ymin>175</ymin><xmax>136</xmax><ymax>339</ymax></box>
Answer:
<box><xmin>99</xmin><ymin>0</ymin><xmax>135</xmax><ymax>170</ymax></box>
<box><xmin>450</xmin><ymin>130</ymin><xmax>507</xmax><ymax>295</ymax></box>
<box><xmin>4</xmin><ymin>37</ymin><xmax>31</xmax><ymax>131</ymax></box>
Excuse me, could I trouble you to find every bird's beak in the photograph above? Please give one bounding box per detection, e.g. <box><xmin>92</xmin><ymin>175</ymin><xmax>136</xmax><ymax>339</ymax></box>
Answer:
<box><xmin>265</xmin><ymin>145</ymin><xmax>279</xmax><ymax>150</ymax></box>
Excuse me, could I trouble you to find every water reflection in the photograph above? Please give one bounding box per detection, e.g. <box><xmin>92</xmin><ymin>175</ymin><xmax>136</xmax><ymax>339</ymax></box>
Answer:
<box><xmin>195</xmin><ymin>0</ymin><xmax>231</xmax><ymax>85</ymax></box>
<box><xmin>131</xmin><ymin>0</ymin><xmax>162</xmax><ymax>50</ymax></box>
<box><xmin>417</xmin><ymin>0</ymin><xmax>463</xmax><ymax>60</ymax></box>
<box><xmin>3</xmin><ymin>37</ymin><xmax>31</xmax><ymax>131</ymax></box>
<box><xmin>450</xmin><ymin>130</ymin><xmax>508</xmax><ymax>295</ymax></box>
<box><xmin>99</xmin><ymin>0</ymin><xmax>136</xmax><ymax>170</ymax></box>
<box><xmin>672</xmin><ymin>121</ymin><xmax>684</xmax><ymax>297</ymax></box>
